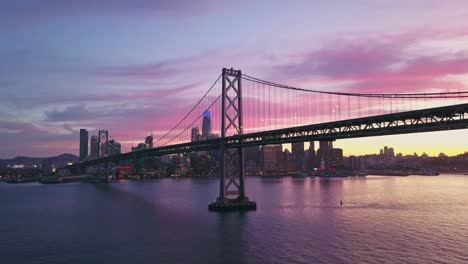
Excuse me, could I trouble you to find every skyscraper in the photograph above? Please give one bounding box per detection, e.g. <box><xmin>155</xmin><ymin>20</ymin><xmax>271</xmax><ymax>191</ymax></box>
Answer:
<box><xmin>202</xmin><ymin>111</ymin><xmax>212</xmax><ymax>139</ymax></box>
<box><xmin>305</xmin><ymin>141</ymin><xmax>316</xmax><ymax>170</ymax></box>
<box><xmin>191</xmin><ymin>127</ymin><xmax>200</xmax><ymax>142</ymax></box>
<box><xmin>90</xmin><ymin>135</ymin><xmax>99</xmax><ymax>158</ymax></box>
<box><xmin>292</xmin><ymin>142</ymin><xmax>304</xmax><ymax>171</ymax></box>
<box><xmin>388</xmin><ymin>147</ymin><xmax>395</xmax><ymax>157</ymax></box>
<box><xmin>317</xmin><ymin>141</ymin><xmax>331</xmax><ymax>169</ymax></box>
<box><xmin>79</xmin><ymin>129</ymin><xmax>88</xmax><ymax>161</ymax></box>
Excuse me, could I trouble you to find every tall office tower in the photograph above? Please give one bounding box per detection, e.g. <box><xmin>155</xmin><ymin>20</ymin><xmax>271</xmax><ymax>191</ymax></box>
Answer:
<box><xmin>305</xmin><ymin>141</ymin><xmax>316</xmax><ymax>169</ymax></box>
<box><xmin>292</xmin><ymin>142</ymin><xmax>305</xmax><ymax>170</ymax></box>
<box><xmin>388</xmin><ymin>147</ymin><xmax>395</xmax><ymax>158</ymax></box>
<box><xmin>191</xmin><ymin>127</ymin><xmax>200</xmax><ymax>142</ymax></box>
<box><xmin>317</xmin><ymin>141</ymin><xmax>331</xmax><ymax>169</ymax></box>
<box><xmin>90</xmin><ymin>135</ymin><xmax>99</xmax><ymax>158</ymax></box>
<box><xmin>145</xmin><ymin>133</ymin><xmax>154</xmax><ymax>148</ymax></box>
<box><xmin>384</xmin><ymin>146</ymin><xmax>389</xmax><ymax>157</ymax></box>
<box><xmin>202</xmin><ymin>111</ymin><xmax>212</xmax><ymax>139</ymax></box>
<box><xmin>79</xmin><ymin>129</ymin><xmax>88</xmax><ymax>161</ymax></box>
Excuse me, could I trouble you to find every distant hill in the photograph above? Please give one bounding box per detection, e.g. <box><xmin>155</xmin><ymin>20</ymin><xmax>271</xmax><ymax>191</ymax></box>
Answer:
<box><xmin>0</xmin><ymin>153</ymin><xmax>79</xmax><ymax>168</ymax></box>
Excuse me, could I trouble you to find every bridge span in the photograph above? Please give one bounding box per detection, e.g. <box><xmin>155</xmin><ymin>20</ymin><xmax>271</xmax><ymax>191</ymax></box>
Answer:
<box><xmin>68</xmin><ymin>102</ymin><xmax>468</xmax><ymax>165</ymax></box>
<box><xmin>63</xmin><ymin>68</ymin><xmax>468</xmax><ymax>211</ymax></box>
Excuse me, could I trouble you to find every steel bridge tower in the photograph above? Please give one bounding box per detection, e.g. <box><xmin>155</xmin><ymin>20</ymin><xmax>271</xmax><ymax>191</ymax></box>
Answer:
<box><xmin>95</xmin><ymin>130</ymin><xmax>109</xmax><ymax>182</ymax></box>
<box><xmin>209</xmin><ymin>68</ymin><xmax>256</xmax><ymax>211</ymax></box>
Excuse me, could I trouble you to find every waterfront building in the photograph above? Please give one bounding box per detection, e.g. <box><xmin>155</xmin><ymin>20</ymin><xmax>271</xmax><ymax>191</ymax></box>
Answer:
<box><xmin>42</xmin><ymin>158</ymin><xmax>52</xmax><ymax>173</ymax></box>
<box><xmin>244</xmin><ymin>146</ymin><xmax>261</xmax><ymax>166</ymax></box>
<box><xmin>330</xmin><ymin>148</ymin><xmax>344</xmax><ymax>169</ymax></box>
<box><xmin>262</xmin><ymin>144</ymin><xmax>282</xmax><ymax>172</ymax></box>
<box><xmin>348</xmin><ymin>155</ymin><xmax>362</xmax><ymax>171</ymax></box>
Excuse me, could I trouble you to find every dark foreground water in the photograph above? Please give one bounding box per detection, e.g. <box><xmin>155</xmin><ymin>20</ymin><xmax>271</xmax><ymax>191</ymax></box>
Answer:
<box><xmin>1</xmin><ymin>175</ymin><xmax>468</xmax><ymax>264</ymax></box>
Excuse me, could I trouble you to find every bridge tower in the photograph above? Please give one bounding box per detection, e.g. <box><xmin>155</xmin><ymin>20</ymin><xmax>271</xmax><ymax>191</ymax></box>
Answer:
<box><xmin>209</xmin><ymin>68</ymin><xmax>256</xmax><ymax>211</ymax></box>
<box><xmin>96</xmin><ymin>130</ymin><xmax>109</xmax><ymax>182</ymax></box>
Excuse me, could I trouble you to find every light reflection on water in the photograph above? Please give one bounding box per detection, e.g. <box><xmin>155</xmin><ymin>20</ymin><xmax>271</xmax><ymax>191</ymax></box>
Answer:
<box><xmin>0</xmin><ymin>175</ymin><xmax>467</xmax><ymax>264</ymax></box>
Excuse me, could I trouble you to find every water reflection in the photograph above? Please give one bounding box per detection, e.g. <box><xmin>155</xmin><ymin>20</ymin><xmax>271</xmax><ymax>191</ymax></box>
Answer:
<box><xmin>1</xmin><ymin>176</ymin><xmax>468</xmax><ymax>263</ymax></box>
<box><xmin>215</xmin><ymin>212</ymin><xmax>249</xmax><ymax>264</ymax></box>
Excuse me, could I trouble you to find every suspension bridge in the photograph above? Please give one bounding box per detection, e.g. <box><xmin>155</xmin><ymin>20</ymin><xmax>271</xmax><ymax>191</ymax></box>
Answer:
<box><xmin>63</xmin><ymin>68</ymin><xmax>468</xmax><ymax>211</ymax></box>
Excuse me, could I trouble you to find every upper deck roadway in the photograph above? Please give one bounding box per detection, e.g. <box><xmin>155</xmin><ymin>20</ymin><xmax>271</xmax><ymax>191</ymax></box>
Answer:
<box><xmin>66</xmin><ymin>103</ymin><xmax>468</xmax><ymax>169</ymax></box>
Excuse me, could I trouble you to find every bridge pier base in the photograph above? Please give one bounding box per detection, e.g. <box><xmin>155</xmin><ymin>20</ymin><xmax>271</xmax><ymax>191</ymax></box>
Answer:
<box><xmin>208</xmin><ymin>198</ymin><xmax>256</xmax><ymax>211</ymax></box>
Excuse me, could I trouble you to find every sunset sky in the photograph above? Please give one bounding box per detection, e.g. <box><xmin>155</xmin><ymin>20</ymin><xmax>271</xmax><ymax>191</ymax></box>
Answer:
<box><xmin>2</xmin><ymin>1</ymin><xmax>468</xmax><ymax>158</ymax></box>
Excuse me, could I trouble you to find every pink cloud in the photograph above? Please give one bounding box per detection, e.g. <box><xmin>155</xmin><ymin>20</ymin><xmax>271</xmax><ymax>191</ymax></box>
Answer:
<box><xmin>5</xmin><ymin>25</ymin><xmax>468</xmax><ymax>157</ymax></box>
<box><xmin>269</xmin><ymin>30</ymin><xmax>468</xmax><ymax>96</ymax></box>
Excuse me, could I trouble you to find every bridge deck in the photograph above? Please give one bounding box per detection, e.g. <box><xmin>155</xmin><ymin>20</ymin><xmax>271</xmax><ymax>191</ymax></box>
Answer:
<box><xmin>67</xmin><ymin>103</ymin><xmax>468</xmax><ymax>169</ymax></box>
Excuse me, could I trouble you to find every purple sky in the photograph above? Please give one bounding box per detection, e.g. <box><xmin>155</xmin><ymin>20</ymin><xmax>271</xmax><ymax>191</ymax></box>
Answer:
<box><xmin>2</xmin><ymin>1</ymin><xmax>468</xmax><ymax>158</ymax></box>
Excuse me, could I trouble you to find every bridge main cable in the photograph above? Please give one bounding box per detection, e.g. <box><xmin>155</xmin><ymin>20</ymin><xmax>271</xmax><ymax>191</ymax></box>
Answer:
<box><xmin>153</xmin><ymin>74</ymin><xmax>222</xmax><ymax>146</ymax></box>
<box><xmin>162</xmin><ymin>95</ymin><xmax>221</xmax><ymax>146</ymax></box>
<box><xmin>242</xmin><ymin>74</ymin><xmax>468</xmax><ymax>99</ymax></box>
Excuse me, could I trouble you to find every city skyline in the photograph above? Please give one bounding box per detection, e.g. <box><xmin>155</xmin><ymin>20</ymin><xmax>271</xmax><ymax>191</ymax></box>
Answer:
<box><xmin>2</xmin><ymin>3</ymin><xmax>468</xmax><ymax>264</ymax></box>
<box><xmin>2</xmin><ymin>1</ymin><xmax>468</xmax><ymax>158</ymax></box>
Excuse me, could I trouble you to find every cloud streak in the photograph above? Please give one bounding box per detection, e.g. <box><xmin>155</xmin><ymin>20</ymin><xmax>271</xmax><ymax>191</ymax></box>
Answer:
<box><xmin>3</xmin><ymin>2</ymin><xmax>468</xmax><ymax>158</ymax></box>
<box><xmin>270</xmin><ymin>30</ymin><xmax>468</xmax><ymax>94</ymax></box>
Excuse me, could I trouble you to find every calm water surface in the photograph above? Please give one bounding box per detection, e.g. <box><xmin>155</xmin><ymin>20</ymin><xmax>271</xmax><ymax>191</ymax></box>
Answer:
<box><xmin>1</xmin><ymin>175</ymin><xmax>467</xmax><ymax>264</ymax></box>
